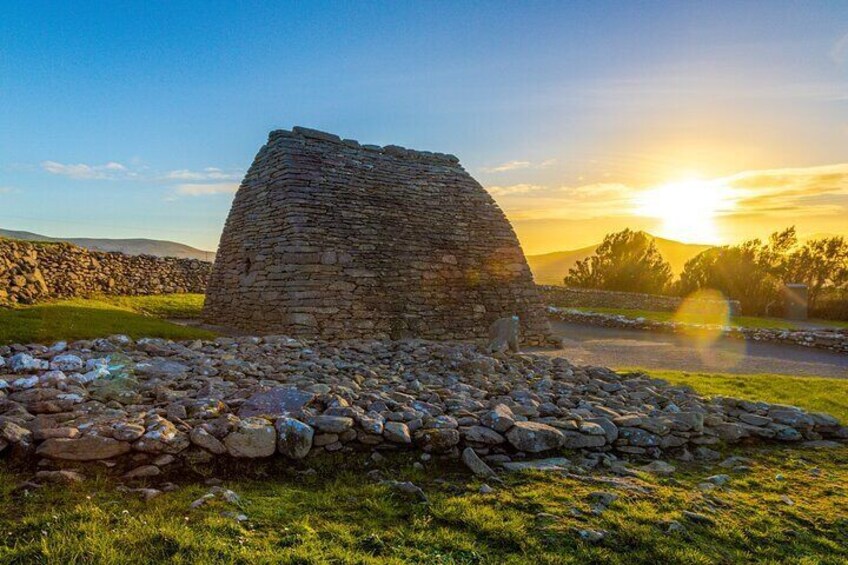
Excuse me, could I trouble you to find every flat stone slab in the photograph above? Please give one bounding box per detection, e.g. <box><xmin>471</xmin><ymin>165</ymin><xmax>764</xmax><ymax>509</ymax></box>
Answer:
<box><xmin>238</xmin><ymin>388</ymin><xmax>315</xmax><ymax>419</ymax></box>
<box><xmin>502</xmin><ymin>457</ymin><xmax>571</xmax><ymax>472</ymax></box>
<box><xmin>36</xmin><ymin>436</ymin><xmax>131</xmax><ymax>461</ymax></box>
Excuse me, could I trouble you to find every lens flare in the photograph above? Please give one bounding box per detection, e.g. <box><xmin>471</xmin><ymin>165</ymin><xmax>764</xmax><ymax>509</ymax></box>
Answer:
<box><xmin>674</xmin><ymin>288</ymin><xmax>745</xmax><ymax>370</ymax></box>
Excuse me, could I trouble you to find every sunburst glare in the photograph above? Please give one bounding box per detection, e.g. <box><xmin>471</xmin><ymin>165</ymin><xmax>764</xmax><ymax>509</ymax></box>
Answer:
<box><xmin>634</xmin><ymin>178</ymin><xmax>735</xmax><ymax>244</ymax></box>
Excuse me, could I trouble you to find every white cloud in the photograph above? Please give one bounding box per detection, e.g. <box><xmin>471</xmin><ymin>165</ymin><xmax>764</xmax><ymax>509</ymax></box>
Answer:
<box><xmin>41</xmin><ymin>160</ymin><xmax>130</xmax><ymax>180</ymax></box>
<box><xmin>0</xmin><ymin>186</ymin><xmax>15</xmax><ymax>194</ymax></box>
<box><xmin>164</xmin><ymin>167</ymin><xmax>241</xmax><ymax>181</ymax></box>
<box><xmin>175</xmin><ymin>183</ymin><xmax>240</xmax><ymax>196</ymax></box>
<box><xmin>480</xmin><ymin>158</ymin><xmax>556</xmax><ymax>174</ymax></box>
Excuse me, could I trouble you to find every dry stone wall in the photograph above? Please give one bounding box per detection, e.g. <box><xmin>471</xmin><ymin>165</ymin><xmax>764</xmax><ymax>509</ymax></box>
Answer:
<box><xmin>204</xmin><ymin>127</ymin><xmax>553</xmax><ymax>344</ymax></box>
<box><xmin>547</xmin><ymin>306</ymin><xmax>848</xmax><ymax>355</ymax></box>
<box><xmin>541</xmin><ymin>285</ymin><xmax>741</xmax><ymax>316</ymax></box>
<box><xmin>0</xmin><ymin>238</ymin><xmax>210</xmax><ymax>305</ymax></box>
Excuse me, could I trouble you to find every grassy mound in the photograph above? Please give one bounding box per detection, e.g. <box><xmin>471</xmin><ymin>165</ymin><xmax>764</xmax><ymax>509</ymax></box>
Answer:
<box><xmin>0</xmin><ymin>294</ymin><xmax>213</xmax><ymax>345</ymax></box>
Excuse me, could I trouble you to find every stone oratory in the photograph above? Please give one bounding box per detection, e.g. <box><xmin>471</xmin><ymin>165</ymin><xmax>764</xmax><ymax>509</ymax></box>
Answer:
<box><xmin>204</xmin><ymin>126</ymin><xmax>553</xmax><ymax>344</ymax></box>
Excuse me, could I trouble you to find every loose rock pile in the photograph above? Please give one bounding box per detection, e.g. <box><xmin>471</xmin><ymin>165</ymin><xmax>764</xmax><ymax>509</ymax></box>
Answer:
<box><xmin>0</xmin><ymin>238</ymin><xmax>210</xmax><ymax>305</ymax></box>
<box><xmin>0</xmin><ymin>336</ymin><xmax>844</xmax><ymax>475</ymax></box>
<box><xmin>549</xmin><ymin>307</ymin><xmax>848</xmax><ymax>355</ymax></box>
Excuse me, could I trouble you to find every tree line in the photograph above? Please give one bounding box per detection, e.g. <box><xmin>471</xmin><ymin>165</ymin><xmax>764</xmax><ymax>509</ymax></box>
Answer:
<box><xmin>563</xmin><ymin>228</ymin><xmax>848</xmax><ymax>318</ymax></box>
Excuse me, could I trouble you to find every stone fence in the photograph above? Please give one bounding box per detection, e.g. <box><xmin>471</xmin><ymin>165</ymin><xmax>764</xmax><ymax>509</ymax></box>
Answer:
<box><xmin>547</xmin><ymin>307</ymin><xmax>848</xmax><ymax>355</ymax></box>
<box><xmin>539</xmin><ymin>285</ymin><xmax>741</xmax><ymax>316</ymax></box>
<box><xmin>0</xmin><ymin>238</ymin><xmax>211</xmax><ymax>305</ymax></box>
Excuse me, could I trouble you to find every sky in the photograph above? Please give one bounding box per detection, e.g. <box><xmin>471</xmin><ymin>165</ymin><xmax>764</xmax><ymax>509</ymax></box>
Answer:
<box><xmin>1</xmin><ymin>1</ymin><xmax>846</xmax><ymax>255</ymax></box>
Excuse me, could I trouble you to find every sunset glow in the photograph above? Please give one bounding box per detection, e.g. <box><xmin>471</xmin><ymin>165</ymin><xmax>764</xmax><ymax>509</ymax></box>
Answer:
<box><xmin>633</xmin><ymin>178</ymin><xmax>735</xmax><ymax>244</ymax></box>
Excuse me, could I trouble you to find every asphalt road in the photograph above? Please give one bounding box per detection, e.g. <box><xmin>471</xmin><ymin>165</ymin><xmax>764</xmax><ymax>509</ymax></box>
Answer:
<box><xmin>541</xmin><ymin>321</ymin><xmax>848</xmax><ymax>378</ymax></box>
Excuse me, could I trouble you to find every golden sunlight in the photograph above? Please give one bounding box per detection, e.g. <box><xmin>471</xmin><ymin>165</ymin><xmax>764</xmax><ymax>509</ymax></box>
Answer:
<box><xmin>634</xmin><ymin>178</ymin><xmax>734</xmax><ymax>243</ymax></box>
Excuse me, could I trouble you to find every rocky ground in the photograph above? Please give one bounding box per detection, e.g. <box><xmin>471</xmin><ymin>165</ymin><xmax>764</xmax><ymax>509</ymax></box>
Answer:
<box><xmin>0</xmin><ymin>335</ymin><xmax>845</xmax><ymax>486</ymax></box>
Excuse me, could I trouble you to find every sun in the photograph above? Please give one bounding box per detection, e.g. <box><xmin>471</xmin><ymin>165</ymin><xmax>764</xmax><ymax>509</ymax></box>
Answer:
<box><xmin>634</xmin><ymin>177</ymin><xmax>733</xmax><ymax>243</ymax></box>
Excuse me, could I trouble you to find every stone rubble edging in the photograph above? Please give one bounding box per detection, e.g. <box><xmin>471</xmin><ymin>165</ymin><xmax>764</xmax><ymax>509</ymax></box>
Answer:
<box><xmin>0</xmin><ymin>334</ymin><xmax>845</xmax><ymax>476</ymax></box>
<box><xmin>547</xmin><ymin>306</ymin><xmax>848</xmax><ymax>355</ymax></box>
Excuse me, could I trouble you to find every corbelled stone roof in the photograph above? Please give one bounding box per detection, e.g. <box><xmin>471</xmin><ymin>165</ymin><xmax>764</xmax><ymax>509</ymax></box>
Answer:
<box><xmin>203</xmin><ymin>126</ymin><xmax>552</xmax><ymax>343</ymax></box>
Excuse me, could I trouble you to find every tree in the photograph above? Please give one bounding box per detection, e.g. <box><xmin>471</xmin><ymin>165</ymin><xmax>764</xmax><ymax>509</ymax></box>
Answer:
<box><xmin>784</xmin><ymin>235</ymin><xmax>848</xmax><ymax>311</ymax></box>
<box><xmin>676</xmin><ymin>227</ymin><xmax>848</xmax><ymax>315</ymax></box>
<box><xmin>564</xmin><ymin>229</ymin><xmax>673</xmax><ymax>294</ymax></box>
<box><xmin>676</xmin><ymin>241</ymin><xmax>782</xmax><ymax>315</ymax></box>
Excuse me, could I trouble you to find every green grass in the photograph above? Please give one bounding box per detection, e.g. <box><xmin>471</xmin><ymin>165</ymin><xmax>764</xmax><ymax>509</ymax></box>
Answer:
<box><xmin>0</xmin><ymin>445</ymin><xmax>846</xmax><ymax>564</ymax></box>
<box><xmin>570</xmin><ymin>306</ymin><xmax>848</xmax><ymax>330</ymax></box>
<box><xmin>0</xmin><ymin>294</ymin><xmax>214</xmax><ymax>345</ymax></box>
<box><xmin>628</xmin><ymin>369</ymin><xmax>848</xmax><ymax>423</ymax></box>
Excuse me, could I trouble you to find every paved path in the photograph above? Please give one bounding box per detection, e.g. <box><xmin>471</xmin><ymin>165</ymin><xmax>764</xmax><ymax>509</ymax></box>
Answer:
<box><xmin>541</xmin><ymin>321</ymin><xmax>848</xmax><ymax>378</ymax></box>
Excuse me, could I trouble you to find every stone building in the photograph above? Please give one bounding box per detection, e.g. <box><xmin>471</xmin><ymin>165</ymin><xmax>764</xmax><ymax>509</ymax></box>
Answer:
<box><xmin>203</xmin><ymin>126</ymin><xmax>553</xmax><ymax>344</ymax></box>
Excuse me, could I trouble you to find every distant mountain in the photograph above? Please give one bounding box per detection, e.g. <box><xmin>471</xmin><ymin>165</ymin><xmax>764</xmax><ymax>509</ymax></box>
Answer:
<box><xmin>527</xmin><ymin>235</ymin><xmax>712</xmax><ymax>285</ymax></box>
<box><xmin>0</xmin><ymin>228</ymin><xmax>215</xmax><ymax>262</ymax></box>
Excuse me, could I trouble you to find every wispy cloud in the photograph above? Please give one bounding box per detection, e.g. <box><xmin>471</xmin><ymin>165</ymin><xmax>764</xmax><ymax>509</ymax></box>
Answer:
<box><xmin>41</xmin><ymin>160</ymin><xmax>132</xmax><ymax>180</ymax></box>
<box><xmin>41</xmin><ymin>160</ymin><xmax>241</xmax><ymax>183</ymax></box>
<box><xmin>487</xmin><ymin>182</ymin><xmax>634</xmax><ymax>220</ymax></box>
<box><xmin>487</xmin><ymin>163</ymin><xmax>848</xmax><ymax>223</ymax></box>
<box><xmin>175</xmin><ymin>183</ymin><xmax>240</xmax><ymax>196</ymax></box>
<box><xmin>721</xmin><ymin>163</ymin><xmax>848</xmax><ymax>218</ymax></box>
<box><xmin>0</xmin><ymin>186</ymin><xmax>16</xmax><ymax>194</ymax></box>
<box><xmin>480</xmin><ymin>158</ymin><xmax>556</xmax><ymax>174</ymax></box>
<box><xmin>163</xmin><ymin>168</ymin><xmax>241</xmax><ymax>181</ymax></box>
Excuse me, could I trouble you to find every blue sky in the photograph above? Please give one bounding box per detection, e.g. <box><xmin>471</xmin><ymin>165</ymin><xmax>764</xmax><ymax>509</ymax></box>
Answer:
<box><xmin>1</xmin><ymin>1</ymin><xmax>846</xmax><ymax>253</ymax></box>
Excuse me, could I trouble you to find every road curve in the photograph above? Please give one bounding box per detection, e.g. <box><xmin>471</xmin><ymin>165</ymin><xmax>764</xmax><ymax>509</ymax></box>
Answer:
<box><xmin>540</xmin><ymin>321</ymin><xmax>848</xmax><ymax>379</ymax></box>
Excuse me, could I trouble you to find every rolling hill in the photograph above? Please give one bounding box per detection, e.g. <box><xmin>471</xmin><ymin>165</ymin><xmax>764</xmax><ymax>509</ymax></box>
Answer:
<box><xmin>527</xmin><ymin>235</ymin><xmax>712</xmax><ymax>285</ymax></box>
<box><xmin>0</xmin><ymin>228</ymin><xmax>215</xmax><ymax>261</ymax></box>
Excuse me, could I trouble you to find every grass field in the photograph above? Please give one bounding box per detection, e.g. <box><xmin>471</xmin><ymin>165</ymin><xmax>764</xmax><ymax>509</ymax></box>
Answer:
<box><xmin>636</xmin><ymin>369</ymin><xmax>848</xmax><ymax>422</ymax></box>
<box><xmin>0</xmin><ymin>294</ymin><xmax>213</xmax><ymax>344</ymax></box>
<box><xmin>1</xmin><ymin>297</ymin><xmax>847</xmax><ymax>562</ymax></box>
<box><xmin>571</xmin><ymin>306</ymin><xmax>848</xmax><ymax>330</ymax></box>
<box><xmin>0</xmin><ymin>444</ymin><xmax>845</xmax><ymax>563</ymax></box>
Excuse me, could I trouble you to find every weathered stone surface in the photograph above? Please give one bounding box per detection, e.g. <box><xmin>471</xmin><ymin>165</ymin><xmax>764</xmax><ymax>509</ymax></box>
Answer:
<box><xmin>36</xmin><ymin>470</ymin><xmax>85</xmax><ymax>484</ymax></box>
<box><xmin>383</xmin><ymin>422</ymin><xmax>412</xmax><ymax>444</ymax></box>
<box><xmin>480</xmin><ymin>404</ymin><xmax>516</xmax><ymax>433</ymax></box>
<box><xmin>190</xmin><ymin>427</ymin><xmax>227</xmax><ymax>455</ymax></box>
<box><xmin>37</xmin><ymin>436</ymin><xmax>131</xmax><ymax>460</ymax></box>
<box><xmin>308</xmin><ymin>415</ymin><xmax>354</xmax><ymax>434</ymax></box>
<box><xmin>462</xmin><ymin>447</ymin><xmax>498</xmax><ymax>478</ymax></box>
<box><xmin>415</xmin><ymin>428</ymin><xmax>460</xmax><ymax>452</ymax></box>
<box><xmin>275</xmin><ymin>417</ymin><xmax>314</xmax><ymax>459</ymax></box>
<box><xmin>462</xmin><ymin>426</ymin><xmax>506</xmax><ymax>445</ymax></box>
<box><xmin>237</xmin><ymin>387</ymin><xmax>314</xmax><ymax>418</ymax></box>
<box><xmin>506</xmin><ymin>422</ymin><xmax>565</xmax><ymax>453</ymax></box>
<box><xmin>561</xmin><ymin>431</ymin><xmax>607</xmax><ymax>449</ymax></box>
<box><xmin>224</xmin><ymin>417</ymin><xmax>276</xmax><ymax>458</ymax></box>
<box><xmin>0</xmin><ymin>421</ymin><xmax>32</xmax><ymax>444</ymax></box>
<box><xmin>502</xmin><ymin>457</ymin><xmax>571</xmax><ymax>472</ymax></box>
<box><xmin>0</xmin><ymin>238</ymin><xmax>209</xmax><ymax>307</ymax></box>
<box><xmin>202</xmin><ymin>127</ymin><xmax>553</xmax><ymax>344</ymax></box>
<box><xmin>488</xmin><ymin>316</ymin><xmax>520</xmax><ymax>353</ymax></box>
<box><xmin>50</xmin><ymin>354</ymin><xmax>83</xmax><ymax>372</ymax></box>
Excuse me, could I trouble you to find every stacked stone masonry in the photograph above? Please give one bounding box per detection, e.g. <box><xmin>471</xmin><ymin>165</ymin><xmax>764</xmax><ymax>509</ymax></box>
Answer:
<box><xmin>204</xmin><ymin>127</ymin><xmax>553</xmax><ymax>344</ymax></box>
<box><xmin>0</xmin><ymin>239</ymin><xmax>210</xmax><ymax>305</ymax></box>
<box><xmin>541</xmin><ymin>285</ymin><xmax>741</xmax><ymax>316</ymax></box>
